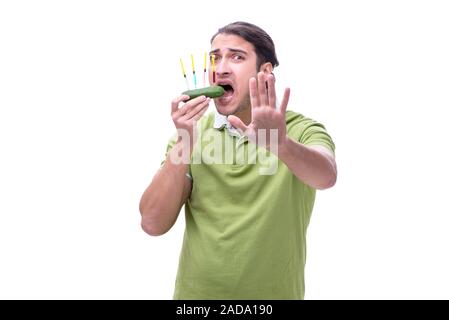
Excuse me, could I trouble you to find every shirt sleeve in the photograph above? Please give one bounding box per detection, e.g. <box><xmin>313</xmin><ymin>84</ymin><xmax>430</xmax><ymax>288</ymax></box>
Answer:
<box><xmin>160</xmin><ymin>133</ymin><xmax>193</xmax><ymax>181</ymax></box>
<box><xmin>299</xmin><ymin>121</ymin><xmax>336</xmax><ymax>154</ymax></box>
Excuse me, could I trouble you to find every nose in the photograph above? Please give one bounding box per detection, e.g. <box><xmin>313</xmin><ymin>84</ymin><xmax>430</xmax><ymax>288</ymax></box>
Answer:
<box><xmin>215</xmin><ymin>58</ymin><xmax>231</xmax><ymax>76</ymax></box>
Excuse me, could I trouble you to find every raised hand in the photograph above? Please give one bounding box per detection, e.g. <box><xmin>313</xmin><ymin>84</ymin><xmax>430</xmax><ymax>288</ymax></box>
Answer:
<box><xmin>228</xmin><ymin>72</ymin><xmax>290</xmax><ymax>152</ymax></box>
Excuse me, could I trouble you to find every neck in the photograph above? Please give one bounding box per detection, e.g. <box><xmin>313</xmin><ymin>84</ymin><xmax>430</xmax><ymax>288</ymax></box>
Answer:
<box><xmin>233</xmin><ymin>106</ymin><xmax>252</xmax><ymax>126</ymax></box>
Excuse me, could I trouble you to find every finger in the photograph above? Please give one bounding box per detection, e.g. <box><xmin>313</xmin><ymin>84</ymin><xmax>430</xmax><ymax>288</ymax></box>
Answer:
<box><xmin>279</xmin><ymin>88</ymin><xmax>290</xmax><ymax>115</ymax></box>
<box><xmin>191</xmin><ymin>104</ymin><xmax>210</xmax><ymax>121</ymax></box>
<box><xmin>258</xmin><ymin>72</ymin><xmax>268</xmax><ymax>106</ymax></box>
<box><xmin>267</xmin><ymin>74</ymin><xmax>276</xmax><ymax>108</ymax></box>
<box><xmin>177</xmin><ymin>95</ymin><xmax>207</xmax><ymax>117</ymax></box>
<box><xmin>183</xmin><ymin>98</ymin><xmax>210</xmax><ymax>120</ymax></box>
<box><xmin>171</xmin><ymin>95</ymin><xmax>190</xmax><ymax>115</ymax></box>
<box><xmin>227</xmin><ymin>115</ymin><xmax>248</xmax><ymax>134</ymax></box>
<box><xmin>249</xmin><ymin>77</ymin><xmax>259</xmax><ymax>109</ymax></box>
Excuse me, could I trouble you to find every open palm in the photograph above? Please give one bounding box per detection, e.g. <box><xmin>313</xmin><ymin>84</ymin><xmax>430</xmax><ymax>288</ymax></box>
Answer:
<box><xmin>228</xmin><ymin>72</ymin><xmax>290</xmax><ymax>151</ymax></box>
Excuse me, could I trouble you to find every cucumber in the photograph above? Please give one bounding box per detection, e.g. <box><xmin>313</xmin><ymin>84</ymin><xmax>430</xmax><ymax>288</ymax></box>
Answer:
<box><xmin>182</xmin><ymin>85</ymin><xmax>225</xmax><ymax>100</ymax></box>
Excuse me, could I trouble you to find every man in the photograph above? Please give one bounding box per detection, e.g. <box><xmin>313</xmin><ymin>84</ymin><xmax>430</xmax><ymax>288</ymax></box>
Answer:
<box><xmin>139</xmin><ymin>21</ymin><xmax>337</xmax><ymax>299</ymax></box>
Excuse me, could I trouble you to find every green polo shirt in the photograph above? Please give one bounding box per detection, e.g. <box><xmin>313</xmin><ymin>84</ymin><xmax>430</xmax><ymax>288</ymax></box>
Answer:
<box><xmin>163</xmin><ymin>110</ymin><xmax>335</xmax><ymax>299</ymax></box>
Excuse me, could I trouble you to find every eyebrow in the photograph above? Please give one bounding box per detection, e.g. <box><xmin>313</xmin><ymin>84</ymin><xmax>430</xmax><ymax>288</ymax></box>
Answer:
<box><xmin>209</xmin><ymin>48</ymin><xmax>248</xmax><ymax>56</ymax></box>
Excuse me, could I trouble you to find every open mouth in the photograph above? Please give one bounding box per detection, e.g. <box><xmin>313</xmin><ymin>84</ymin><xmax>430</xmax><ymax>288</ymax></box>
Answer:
<box><xmin>220</xmin><ymin>84</ymin><xmax>234</xmax><ymax>98</ymax></box>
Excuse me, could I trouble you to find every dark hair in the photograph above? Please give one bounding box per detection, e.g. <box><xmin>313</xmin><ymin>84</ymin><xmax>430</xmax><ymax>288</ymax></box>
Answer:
<box><xmin>210</xmin><ymin>21</ymin><xmax>279</xmax><ymax>70</ymax></box>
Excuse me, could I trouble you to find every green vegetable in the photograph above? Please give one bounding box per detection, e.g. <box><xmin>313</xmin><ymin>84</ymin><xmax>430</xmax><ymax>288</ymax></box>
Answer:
<box><xmin>182</xmin><ymin>85</ymin><xmax>225</xmax><ymax>100</ymax></box>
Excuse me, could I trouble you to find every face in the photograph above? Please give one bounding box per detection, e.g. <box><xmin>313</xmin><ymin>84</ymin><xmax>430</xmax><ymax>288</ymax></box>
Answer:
<box><xmin>209</xmin><ymin>34</ymin><xmax>260</xmax><ymax>116</ymax></box>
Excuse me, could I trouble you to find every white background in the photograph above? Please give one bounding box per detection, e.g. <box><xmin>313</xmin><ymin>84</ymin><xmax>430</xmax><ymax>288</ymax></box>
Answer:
<box><xmin>1</xmin><ymin>0</ymin><xmax>448</xmax><ymax>299</ymax></box>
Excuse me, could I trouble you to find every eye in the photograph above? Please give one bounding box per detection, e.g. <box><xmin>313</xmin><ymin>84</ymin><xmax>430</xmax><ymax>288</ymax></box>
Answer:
<box><xmin>210</xmin><ymin>55</ymin><xmax>221</xmax><ymax>62</ymax></box>
<box><xmin>233</xmin><ymin>54</ymin><xmax>244</xmax><ymax>61</ymax></box>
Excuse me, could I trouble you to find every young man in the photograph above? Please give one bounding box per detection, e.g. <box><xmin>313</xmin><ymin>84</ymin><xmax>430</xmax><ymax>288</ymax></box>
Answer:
<box><xmin>139</xmin><ymin>22</ymin><xmax>337</xmax><ymax>299</ymax></box>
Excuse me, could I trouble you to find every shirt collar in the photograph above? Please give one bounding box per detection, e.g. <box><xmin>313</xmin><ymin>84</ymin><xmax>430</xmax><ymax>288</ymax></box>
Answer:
<box><xmin>213</xmin><ymin>110</ymin><xmax>229</xmax><ymax>130</ymax></box>
<box><xmin>213</xmin><ymin>109</ymin><xmax>245</xmax><ymax>139</ymax></box>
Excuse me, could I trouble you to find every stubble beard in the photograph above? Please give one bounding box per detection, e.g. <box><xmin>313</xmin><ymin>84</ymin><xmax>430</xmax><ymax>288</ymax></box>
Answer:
<box><xmin>219</xmin><ymin>93</ymin><xmax>251</xmax><ymax>117</ymax></box>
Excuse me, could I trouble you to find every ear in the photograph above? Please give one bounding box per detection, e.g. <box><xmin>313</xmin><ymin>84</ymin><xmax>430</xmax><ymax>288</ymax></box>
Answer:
<box><xmin>259</xmin><ymin>62</ymin><xmax>273</xmax><ymax>75</ymax></box>
<box><xmin>259</xmin><ymin>62</ymin><xmax>274</xmax><ymax>89</ymax></box>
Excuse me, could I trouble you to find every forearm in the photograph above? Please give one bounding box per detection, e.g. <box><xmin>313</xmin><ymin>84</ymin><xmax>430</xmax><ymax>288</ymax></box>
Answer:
<box><xmin>139</xmin><ymin>142</ymin><xmax>191</xmax><ymax>235</ymax></box>
<box><xmin>277</xmin><ymin>137</ymin><xmax>337</xmax><ymax>190</ymax></box>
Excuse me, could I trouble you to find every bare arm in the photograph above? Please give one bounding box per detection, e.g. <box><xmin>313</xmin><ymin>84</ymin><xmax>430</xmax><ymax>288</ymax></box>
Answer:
<box><xmin>139</xmin><ymin>142</ymin><xmax>192</xmax><ymax>236</ymax></box>
<box><xmin>139</xmin><ymin>94</ymin><xmax>210</xmax><ymax>236</ymax></box>
<box><xmin>278</xmin><ymin>140</ymin><xmax>337</xmax><ymax>190</ymax></box>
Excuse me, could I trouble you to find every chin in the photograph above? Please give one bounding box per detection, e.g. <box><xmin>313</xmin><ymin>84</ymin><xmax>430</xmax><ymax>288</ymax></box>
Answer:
<box><xmin>214</xmin><ymin>99</ymin><xmax>239</xmax><ymax>116</ymax></box>
<box><xmin>215</xmin><ymin>106</ymin><xmax>237</xmax><ymax>116</ymax></box>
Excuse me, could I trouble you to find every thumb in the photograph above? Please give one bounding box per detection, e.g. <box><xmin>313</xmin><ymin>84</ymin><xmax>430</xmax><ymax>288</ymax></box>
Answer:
<box><xmin>227</xmin><ymin>115</ymin><xmax>248</xmax><ymax>134</ymax></box>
